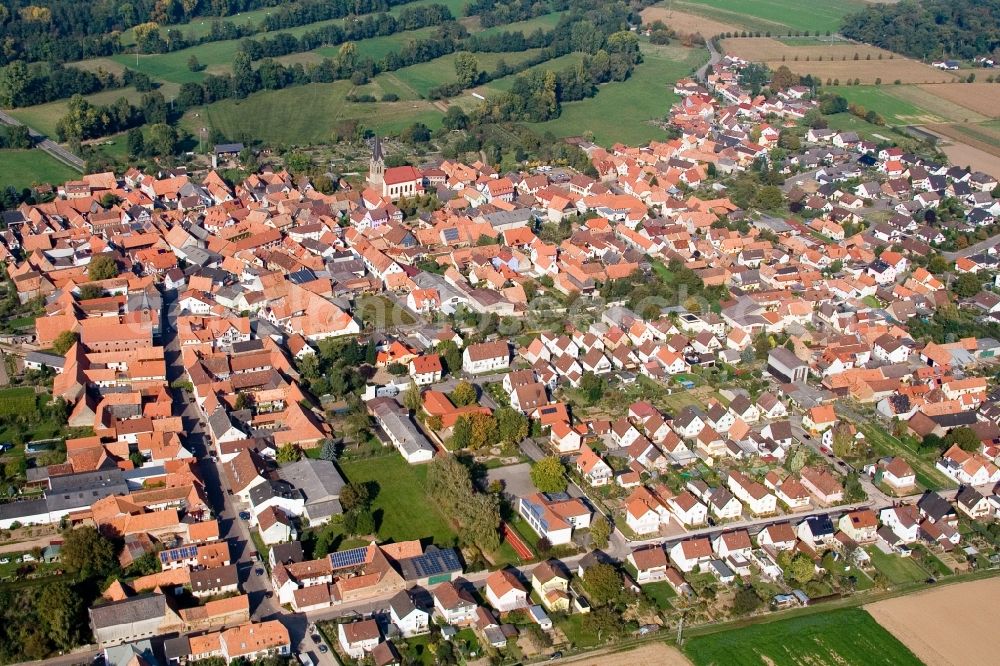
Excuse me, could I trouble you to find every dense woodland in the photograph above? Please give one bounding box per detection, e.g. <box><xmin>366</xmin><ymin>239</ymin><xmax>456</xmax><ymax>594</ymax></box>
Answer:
<box><xmin>841</xmin><ymin>0</ymin><xmax>1000</xmax><ymax>60</ymax></box>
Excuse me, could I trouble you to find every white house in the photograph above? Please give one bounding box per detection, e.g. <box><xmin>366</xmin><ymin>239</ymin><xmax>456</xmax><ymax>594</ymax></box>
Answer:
<box><xmin>485</xmin><ymin>569</ymin><xmax>528</xmax><ymax>612</ymax></box>
<box><xmin>726</xmin><ymin>471</ymin><xmax>777</xmax><ymax>515</ymax></box>
<box><xmin>389</xmin><ymin>590</ymin><xmax>430</xmax><ymax>638</ymax></box>
<box><xmin>433</xmin><ymin>581</ymin><xmax>478</xmax><ymax>626</ymax></box>
<box><xmin>409</xmin><ymin>355</ymin><xmax>443</xmax><ymax>386</ymax></box>
<box><xmin>879</xmin><ymin>505</ymin><xmax>920</xmax><ymax>543</ymax></box>
<box><xmin>338</xmin><ymin>620</ymin><xmax>381</xmax><ymax>660</ymax></box>
<box><xmin>576</xmin><ymin>445</ymin><xmax>613</xmax><ymax>486</ymax></box>
<box><xmin>669</xmin><ymin>538</ymin><xmax>713</xmax><ymax>573</ymax></box>
<box><xmin>667</xmin><ymin>491</ymin><xmax>708</xmax><ymax>527</ymax></box>
<box><xmin>462</xmin><ymin>341</ymin><xmax>510</xmax><ymax>374</ymax></box>
<box><xmin>518</xmin><ymin>493</ymin><xmax>591</xmax><ymax>546</ymax></box>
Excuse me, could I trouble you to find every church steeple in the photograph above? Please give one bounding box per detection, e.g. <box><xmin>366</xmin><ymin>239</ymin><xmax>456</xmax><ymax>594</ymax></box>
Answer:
<box><xmin>368</xmin><ymin>135</ymin><xmax>385</xmax><ymax>189</ymax></box>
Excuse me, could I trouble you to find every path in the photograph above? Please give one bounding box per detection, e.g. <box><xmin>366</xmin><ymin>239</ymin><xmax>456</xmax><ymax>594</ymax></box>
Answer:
<box><xmin>0</xmin><ymin>110</ymin><xmax>85</xmax><ymax>172</ymax></box>
<box><xmin>942</xmin><ymin>233</ymin><xmax>1000</xmax><ymax>260</ymax></box>
<box><xmin>695</xmin><ymin>38</ymin><xmax>722</xmax><ymax>84</ymax></box>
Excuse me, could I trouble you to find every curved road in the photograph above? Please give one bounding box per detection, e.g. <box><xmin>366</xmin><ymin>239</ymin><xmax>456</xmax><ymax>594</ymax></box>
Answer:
<box><xmin>0</xmin><ymin>110</ymin><xmax>85</xmax><ymax>172</ymax></box>
<box><xmin>695</xmin><ymin>38</ymin><xmax>723</xmax><ymax>83</ymax></box>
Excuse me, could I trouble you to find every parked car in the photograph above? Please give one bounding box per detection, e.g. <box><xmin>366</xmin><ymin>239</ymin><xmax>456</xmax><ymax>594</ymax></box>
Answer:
<box><xmin>239</xmin><ymin>511</ymin><xmax>251</xmax><ymax>521</ymax></box>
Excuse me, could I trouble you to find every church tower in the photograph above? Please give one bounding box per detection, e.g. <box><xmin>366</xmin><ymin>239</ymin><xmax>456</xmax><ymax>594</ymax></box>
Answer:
<box><xmin>368</xmin><ymin>135</ymin><xmax>385</xmax><ymax>190</ymax></box>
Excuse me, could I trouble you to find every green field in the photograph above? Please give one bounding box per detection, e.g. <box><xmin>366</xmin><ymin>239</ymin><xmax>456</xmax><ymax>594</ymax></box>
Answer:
<box><xmin>9</xmin><ymin>85</ymin><xmax>180</xmax><ymax>138</ymax></box>
<box><xmin>675</xmin><ymin>0</ymin><xmax>867</xmax><ymax>34</ymax></box>
<box><xmin>0</xmin><ymin>150</ymin><xmax>78</xmax><ymax>189</ymax></box>
<box><xmin>0</xmin><ymin>387</ymin><xmax>38</xmax><ymax>417</ymax></box>
<box><xmin>684</xmin><ymin>608</ymin><xmax>923</xmax><ymax>666</ymax></box>
<box><xmin>530</xmin><ymin>42</ymin><xmax>706</xmax><ymax>145</ymax></box>
<box><xmin>181</xmin><ymin>81</ymin><xmax>444</xmax><ymax>145</ymax></box>
<box><xmin>338</xmin><ymin>454</ymin><xmax>458</xmax><ymax>547</ymax></box>
<box><xmin>478</xmin><ymin>52</ymin><xmax>587</xmax><ymax>94</ymax></box>
<box><xmin>824</xmin><ymin>85</ymin><xmax>945</xmax><ymax>125</ymax></box>
<box><xmin>642</xmin><ymin>581</ymin><xmax>677</xmax><ymax>610</ymax></box>
<box><xmin>373</xmin><ymin>49</ymin><xmax>544</xmax><ymax>98</ymax></box>
<box><xmin>867</xmin><ymin>547</ymin><xmax>930</xmax><ymax>586</ymax></box>
<box><xmin>476</xmin><ymin>12</ymin><xmax>566</xmax><ymax>38</ymax></box>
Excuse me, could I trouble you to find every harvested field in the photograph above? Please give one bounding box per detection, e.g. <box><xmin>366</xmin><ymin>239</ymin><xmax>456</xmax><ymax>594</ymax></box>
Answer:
<box><xmin>924</xmin><ymin>125</ymin><xmax>1000</xmax><ymax>179</ymax></box>
<box><xmin>866</xmin><ymin>577</ymin><xmax>1000</xmax><ymax>666</ymax></box>
<box><xmin>641</xmin><ymin>7</ymin><xmax>740</xmax><ymax>38</ymax></box>
<box><xmin>889</xmin><ymin>85</ymin><xmax>990</xmax><ymax>124</ymax></box>
<box><xmin>720</xmin><ymin>37</ymin><xmax>960</xmax><ymax>84</ymax></box>
<box><xmin>559</xmin><ymin>642</ymin><xmax>691</xmax><ymax>666</ymax></box>
<box><xmin>915</xmin><ymin>83</ymin><xmax>1000</xmax><ymax>119</ymax></box>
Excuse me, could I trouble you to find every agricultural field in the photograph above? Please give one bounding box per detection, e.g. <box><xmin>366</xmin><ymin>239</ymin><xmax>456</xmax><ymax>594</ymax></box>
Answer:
<box><xmin>475</xmin><ymin>53</ymin><xmax>588</xmax><ymax>95</ymax></box>
<box><xmin>673</xmin><ymin>0</ymin><xmax>869</xmax><ymax>34</ymax></box>
<box><xmin>823</xmin><ymin>85</ymin><xmax>949</xmax><ymax>125</ymax></box>
<box><xmin>0</xmin><ymin>387</ymin><xmax>40</xmax><ymax>417</ymax></box>
<box><xmin>373</xmin><ymin>49</ymin><xmax>545</xmax><ymax>98</ymax></box>
<box><xmin>180</xmin><ymin>80</ymin><xmax>444</xmax><ymax>145</ymax></box>
<box><xmin>721</xmin><ymin>37</ymin><xmax>961</xmax><ymax>84</ymax></box>
<box><xmin>683</xmin><ymin>608</ymin><xmax>923</xmax><ymax>666</ymax></box>
<box><xmin>0</xmin><ymin>150</ymin><xmax>78</xmax><ymax>190</ymax></box>
<box><xmin>640</xmin><ymin>6</ymin><xmax>740</xmax><ymax>38</ymax></box>
<box><xmin>924</xmin><ymin>125</ymin><xmax>1000</xmax><ymax>179</ymax></box>
<box><xmin>530</xmin><ymin>43</ymin><xmax>706</xmax><ymax>145</ymax></box>
<box><xmin>914</xmin><ymin>83</ymin><xmax>1000</xmax><ymax>120</ymax></box>
<box><xmin>866</xmin><ymin>577</ymin><xmax>1000</xmax><ymax>666</ymax></box>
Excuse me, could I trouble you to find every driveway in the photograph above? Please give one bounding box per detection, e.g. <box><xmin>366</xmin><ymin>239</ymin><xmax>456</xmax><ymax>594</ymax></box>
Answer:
<box><xmin>486</xmin><ymin>463</ymin><xmax>536</xmax><ymax>498</ymax></box>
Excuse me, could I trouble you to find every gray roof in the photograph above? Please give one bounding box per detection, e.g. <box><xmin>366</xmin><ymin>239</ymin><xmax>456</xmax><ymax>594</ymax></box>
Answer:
<box><xmin>483</xmin><ymin>208</ymin><xmax>533</xmax><ymax>228</ymax></box>
<box><xmin>89</xmin><ymin>594</ymin><xmax>165</xmax><ymax>630</ymax></box>
<box><xmin>190</xmin><ymin>563</ymin><xmax>239</xmax><ymax>593</ymax></box>
<box><xmin>25</xmin><ymin>351</ymin><xmax>65</xmax><ymax>368</ymax></box>
<box><xmin>207</xmin><ymin>408</ymin><xmax>241</xmax><ymax>440</ymax></box>
<box><xmin>369</xmin><ymin>399</ymin><xmax>434</xmax><ymax>460</ymax></box>
<box><xmin>105</xmin><ymin>639</ymin><xmax>159</xmax><ymax>666</ymax></box>
<box><xmin>389</xmin><ymin>590</ymin><xmax>418</xmax><ymax>619</ymax></box>
<box><xmin>47</xmin><ymin>470</ymin><xmax>128</xmax><ymax>513</ymax></box>
<box><xmin>0</xmin><ymin>497</ymin><xmax>48</xmax><ymax>521</ymax></box>
<box><xmin>278</xmin><ymin>459</ymin><xmax>346</xmax><ymax>506</ymax></box>
<box><xmin>270</xmin><ymin>541</ymin><xmax>304</xmax><ymax>565</ymax></box>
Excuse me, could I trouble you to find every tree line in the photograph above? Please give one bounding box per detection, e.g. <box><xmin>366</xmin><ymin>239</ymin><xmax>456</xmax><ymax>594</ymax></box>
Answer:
<box><xmin>0</xmin><ymin>0</ymin><xmax>417</xmax><ymax>66</ymax></box>
<box><xmin>841</xmin><ymin>0</ymin><xmax>1000</xmax><ymax>60</ymax></box>
<box><xmin>0</xmin><ymin>62</ymin><xmax>156</xmax><ymax>109</ymax></box>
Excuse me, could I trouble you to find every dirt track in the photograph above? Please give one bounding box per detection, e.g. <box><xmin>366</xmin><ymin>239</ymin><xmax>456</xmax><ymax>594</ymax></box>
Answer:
<box><xmin>866</xmin><ymin>577</ymin><xmax>1000</xmax><ymax>666</ymax></box>
<box><xmin>557</xmin><ymin>642</ymin><xmax>692</xmax><ymax>666</ymax></box>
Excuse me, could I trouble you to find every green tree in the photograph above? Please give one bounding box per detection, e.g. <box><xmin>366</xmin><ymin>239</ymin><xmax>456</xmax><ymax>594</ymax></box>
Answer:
<box><xmin>276</xmin><ymin>443</ymin><xmax>301</xmax><ymax>464</ymax></box>
<box><xmin>340</xmin><ymin>483</ymin><xmax>371</xmax><ymax>513</ymax></box>
<box><xmin>450</xmin><ymin>381</ymin><xmax>477</xmax><ymax>407</ymax></box>
<box><xmin>754</xmin><ymin>185</ymin><xmax>785</xmax><ymax>210</ymax></box>
<box><xmin>590</xmin><ymin>514</ymin><xmax>610</xmax><ymax>549</ymax></box>
<box><xmin>579</xmin><ymin>372</ymin><xmax>605</xmax><ymax>404</ymax></box>
<box><xmin>494</xmin><ymin>407</ymin><xmax>528</xmax><ymax>443</ymax></box>
<box><xmin>187</xmin><ymin>55</ymin><xmax>203</xmax><ymax>72</ymax></box>
<box><xmin>449</xmin><ymin>416</ymin><xmax>472</xmax><ymax>450</ymax></box>
<box><xmin>232</xmin><ymin>49</ymin><xmax>257</xmax><ymax>99</ymax></box>
<box><xmin>401</xmin><ymin>385</ymin><xmax>422</xmax><ymax>413</ymax></box>
<box><xmin>52</xmin><ymin>330</ymin><xmax>79</xmax><ymax>355</ymax></box>
<box><xmin>38</xmin><ymin>582</ymin><xmax>85</xmax><ymax>649</ymax></box>
<box><xmin>442</xmin><ymin>105</ymin><xmax>469</xmax><ymax>130</ymax></box>
<box><xmin>582</xmin><ymin>562</ymin><xmax>622</xmax><ymax>607</ymax></box>
<box><xmin>831</xmin><ymin>421</ymin><xmax>862</xmax><ymax>459</ymax></box>
<box><xmin>454</xmin><ymin>52</ymin><xmax>480</xmax><ymax>87</ymax></box>
<box><xmin>88</xmin><ymin>254</ymin><xmax>118</xmax><ymax>281</ymax></box>
<box><xmin>954</xmin><ymin>273</ymin><xmax>984</xmax><ymax>298</ymax></box>
<box><xmin>344</xmin><ymin>508</ymin><xmax>375</xmax><ymax>535</ymax></box>
<box><xmin>731</xmin><ymin>586</ymin><xmax>763</xmax><ymax>615</ymax></box>
<box><xmin>531</xmin><ymin>456</ymin><xmax>567</xmax><ymax>493</ymax></box>
<box><xmin>61</xmin><ymin>526</ymin><xmax>117</xmax><ymax>580</ymax></box>
<box><xmin>787</xmin><ymin>553</ymin><xmax>815</xmax><ymax>585</ymax></box>
<box><xmin>951</xmin><ymin>426</ymin><xmax>981</xmax><ymax>452</ymax></box>
<box><xmin>146</xmin><ymin>123</ymin><xmax>178</xmax><ymax>156</ymax></box>
<box><xmin>319</xmin><ymin>439</ymin><xmax>338</xmax><ymax>461</ymax></box>
<box><xmin>436</xmin><ymin>341</ymin><xmax>462</xmax><ymax>375</ymax></box>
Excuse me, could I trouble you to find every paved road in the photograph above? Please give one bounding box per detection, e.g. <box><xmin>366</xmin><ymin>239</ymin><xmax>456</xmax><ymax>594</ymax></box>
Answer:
<box><xmin>161</xmin><ymin>290</ymin><xmax>278</xmax><ymax>622</ymax></box>
<box><xmin>0</xmin><ymin>110</ymin><xmax>85</xmax><ymax>172</ymax></box>
<box><xmin>695</xmin><ymin>37</ymin><xmax>722</xmax><ymax>83</ymax></box>
<box><xmin>942</xmin><ymin>233</ymin><xmax>1000</xmax><ymax>260</ymax></box>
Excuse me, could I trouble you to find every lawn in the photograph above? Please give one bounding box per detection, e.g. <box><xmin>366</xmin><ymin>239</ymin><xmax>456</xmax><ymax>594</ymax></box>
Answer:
<box><xmin>475</xmin><ymin>12</ymin><xmax>567</xmax><ymax>38</ymax></box>
<box><xmin>684</xmin><ymin>608</ymin><xmax>922</xmax><ymax>666</ymax></box>
<box><xmin>181</xmin><ymin>81</ymin><xmax>444</xmax><ymax>145</ymax></box>
<box><xmin>477</xmin><ymin>52</ymin><xmax>587</xmax><ymax>94</ymax></box>
<box><xmin>377</xmin><ymin>49</ymin><xmax>544</xmax><ymax>98</ymax></box>
<box><xmin>338</xmin><ymin>454</ymin><xmax>459</xmax><ymax>547</ymax></box>
<box><xmin>355</xmin><ymin>295</ymin><xmax>418</xmax><ymax>328</ymax></box>
<box><xmin>824</xmin><ymin>85</ymin><xmax>946</xmax><ymax>125</ymax></box>
<box><xmin>642</xmin><ymin>581</ymin><xmax>677</xmax><ymax>610</ymax></box>
<box><xmin>557</xmin><ymin>614</ymin><xmax>601</xmax><ymax>649</ymax></box>
<box><xmin>675</xmin><ymin>0</ymin><xmax>867</xmax><ymax>34</ymax></box>
<box><xmin>866</xmin><ymin>547</ymin><xmax>929</xmax><ymax>586</ymax></box>
<box><xmin>529</xmin><ymin>42</ymin><xmax>706</xmax><ymax>146</ymax></box>
<box><xmin>0</xmin><ymin>388</ymin><xmax>38</xmax><ymax>417</ymax></box>
<box><xmin>858</xmin><ymin>423</ymin><xmax>955</xmax><ymax>491</ymax></box>
<box><xmin>0</xmin><ymin>150</ymin><xmax>78</xmax><ymax>189</ymax></box>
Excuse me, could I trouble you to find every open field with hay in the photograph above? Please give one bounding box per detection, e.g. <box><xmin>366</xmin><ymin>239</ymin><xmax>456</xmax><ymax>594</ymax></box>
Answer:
<box><xmin>673</xmin><ymin>0</ymin><xmax>868</xmax><ymax>34</ymax></box>
<box><xmin>866</xmin><ymin>577</ymin><xmax>1000</xmax><ymax>666</ymax></box>
<box><xmin>915</xmin><ymin>83</ymin><xmax>1000</xmax><ymax>120</ymax></box>
<box><xmin>924</xmin><ymin>125</ymin><xmax>1000</xmax><ymax>178</ymax></box>
<box><xmin>721</xmin><ymin>37</ymin><xmax>960</xmax><ymax>84</ymax></box>
<box><xmin>640</xmin><ymin>7</ymin><xmax>741</xmax><ymax>38</ymax></box>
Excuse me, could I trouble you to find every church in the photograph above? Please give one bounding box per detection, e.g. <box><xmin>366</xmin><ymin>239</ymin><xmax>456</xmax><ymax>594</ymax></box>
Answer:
<box><xmin>367</xmin><ymin>136</ymin><xmax>424</xmax><ymax>201</ymax></box>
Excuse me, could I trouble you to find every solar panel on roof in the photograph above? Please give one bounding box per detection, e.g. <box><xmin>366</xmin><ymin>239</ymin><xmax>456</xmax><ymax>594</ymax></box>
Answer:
<box><xmin>443</xmin><ymin>228</ymin><xmax>460</xmax><ymax>242</ymax></box>
<box><xmin>330</xmin><ymin>546</ymin><xmax>367</xmax><ymax>569</ymax></box>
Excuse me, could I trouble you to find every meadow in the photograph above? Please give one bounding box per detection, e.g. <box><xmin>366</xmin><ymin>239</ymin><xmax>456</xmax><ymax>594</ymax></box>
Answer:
<box><xmin>684</xmin><ymin>608</ymin><xmax>923</xmax><ymax>666</ymax></box>
<box><xmin>823</xmin><ymin>85</ymin><xmax>948</xmax><ymax>125</ymax></box>
<box><xmin>674</xmin><ymin>0</ymin><xmax>868</xmax><ymax>34</ymax></box>
<box><xmin>0</xmin><ymin>150</ymin><xmax>79</xmax><ymax>190</ymax></box>
<box><xmin>529</xmin><ymin>43</ymin><xmax>706</xmax><ymax>145</ymax></box>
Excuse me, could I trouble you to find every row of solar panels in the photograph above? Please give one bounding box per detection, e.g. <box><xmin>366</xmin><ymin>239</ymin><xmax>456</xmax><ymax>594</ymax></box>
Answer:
<box><xmin>160</xmin><ymin>545</ymin><xmax>199</xmax><ymax>562</ymax></box>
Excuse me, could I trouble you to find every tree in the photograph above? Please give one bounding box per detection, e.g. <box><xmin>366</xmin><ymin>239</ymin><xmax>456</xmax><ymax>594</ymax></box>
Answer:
<box><xmin>146</xmin><ymin>122</ymin><xmax>178</xmax><ymax>156</ymax></box>
<box><xmin>401</xmin><ymin>385</ymin><xmax>422</xmax><ymax>413</ymax></box>
<box><xmin>954</xmin><ymin>273</ymin><xmax>983</xmax><ymax>298</ymax></box>
<box><xmin>61</xmin><ymin>526</ymin><xmax>116</xmax><ymax>580</ymax></box>
<box><xmin>787</xmin><ymin>553</ymin><xmax>815</xmax><ymax>585</ymax></box>
<box><xmin>494</xmin><ymin>407</ymin><xmax>528</xmax><ymax>444</ymax></box>
<box><xmin>52</xmin><ymin>330</ymin><xmax>79</xmax><ymax>355</ymax></box>
<box><xmin>454</xmin><ymin>53</ymin><xmax>480</xmax><ymax>87</ymax></box>
<box><xmin>436</xmin><ymin>341</ymin><xmax>462</xmax><ymax>375</ymax></box>
<box><xmin>582</xmin><ymin>562</ymin><xmax>622</xmax><ymax>607</ymax></box>
<box><xmin>754</xmin><ymin>185</ymin><xmax>785</xmax><ymax>210</ymax></box>
<box><xmin>731</xmin><ymin>586</ymin><xmax>763</xmax><ymax>615</ymax></box>
<box><xmin>844</xmin><ymin>474</ymin><xmax>865</xmax><ymax>502</ymax></box>
<box><xmin>579</xmin><ymin>372</ymin><xmax>605</xmax><ymax>404</ymax></box>
<box><xmin>344</xmin><ymin>508</ymin><xmax>375</xmax><ymax>535</ymax></box>
<box><xmin>468</xmin><ymin>412</ymin><xmax>494</xmax><ymax>449</ymax></box>
<box><xmin>276</xmin><ymin>443</ymin><xmax>301</xmax><ymax>464</ymax></box>
<box><xmin>123</xmin><ymin>126</ymin><xmax>145</xmax><ymax>158</ymax></box>
<box><xmin>531</xmin><ymin>456</ymin><xmax>567</xmax><ymax>493</ymax></box>
<box><xmin>442</xmin><ymin>105</ymin><xmax>469</xmax><ymax>130</ymax></box>
<box><xmin>88</xmin><ymin>254</ymin><xmax>118</xmax><ymax>281</ymax></box>
<box><xmin>232</xmin><ymin>49</ymin><xmax>257</xmax><ymax>99</ymax></box>
<box><xmin>234</xmin><ymin>392</ymin><xmax>250</xmax><ymax>410</ymax></box>
<box><xmin>590</xmin><ymin>514</ymin><xmax>610</xmax><ymax>549</ymax></box>
<box><xmin>37</xmin><ymin>582</ymin><xmax>85</xmax><ymax>650</ymax></box>
<box><xmin>340</xmin><ymin>483</ymin><xmax>371</xmax><ymax>513</ymax></box>
<box><xmin>449</xmin><ymin>416</ymin><xmax>472</xmax><ymax>450</ymax></box>
<box><xmin>187</xmin><ymin>55</ymin><xmax>203</xmax><ymax>72</ymax></box>
<box><xmin>319</xmin><ymin>439</ymin><xmax>338</xmax><ymax>461</ymax></box>
<box><xmin>831</xmin><ymin>421</ymin><xmax>862</xmax><ymax>459</ymax></box>
<box><xmin>951</xmin><ymin>426</ymin><xmax>981</xmax><ymax>452</ymax></box>
<box><xmin>450</xmin><ymin>381</ymin><xmax>477</xmax><ymax>407</ymax></box>
<box><xmin>770</xmin><ymin>65</ymin><xmax>798</xmax><ymax>90</ymax></box>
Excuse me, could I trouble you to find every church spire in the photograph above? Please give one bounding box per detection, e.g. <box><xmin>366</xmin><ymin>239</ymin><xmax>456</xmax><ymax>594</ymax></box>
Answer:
<box><xmin>372</xmin><ymin>134</ymin><xmax>383</xmax><ymax>162</ymax></box>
